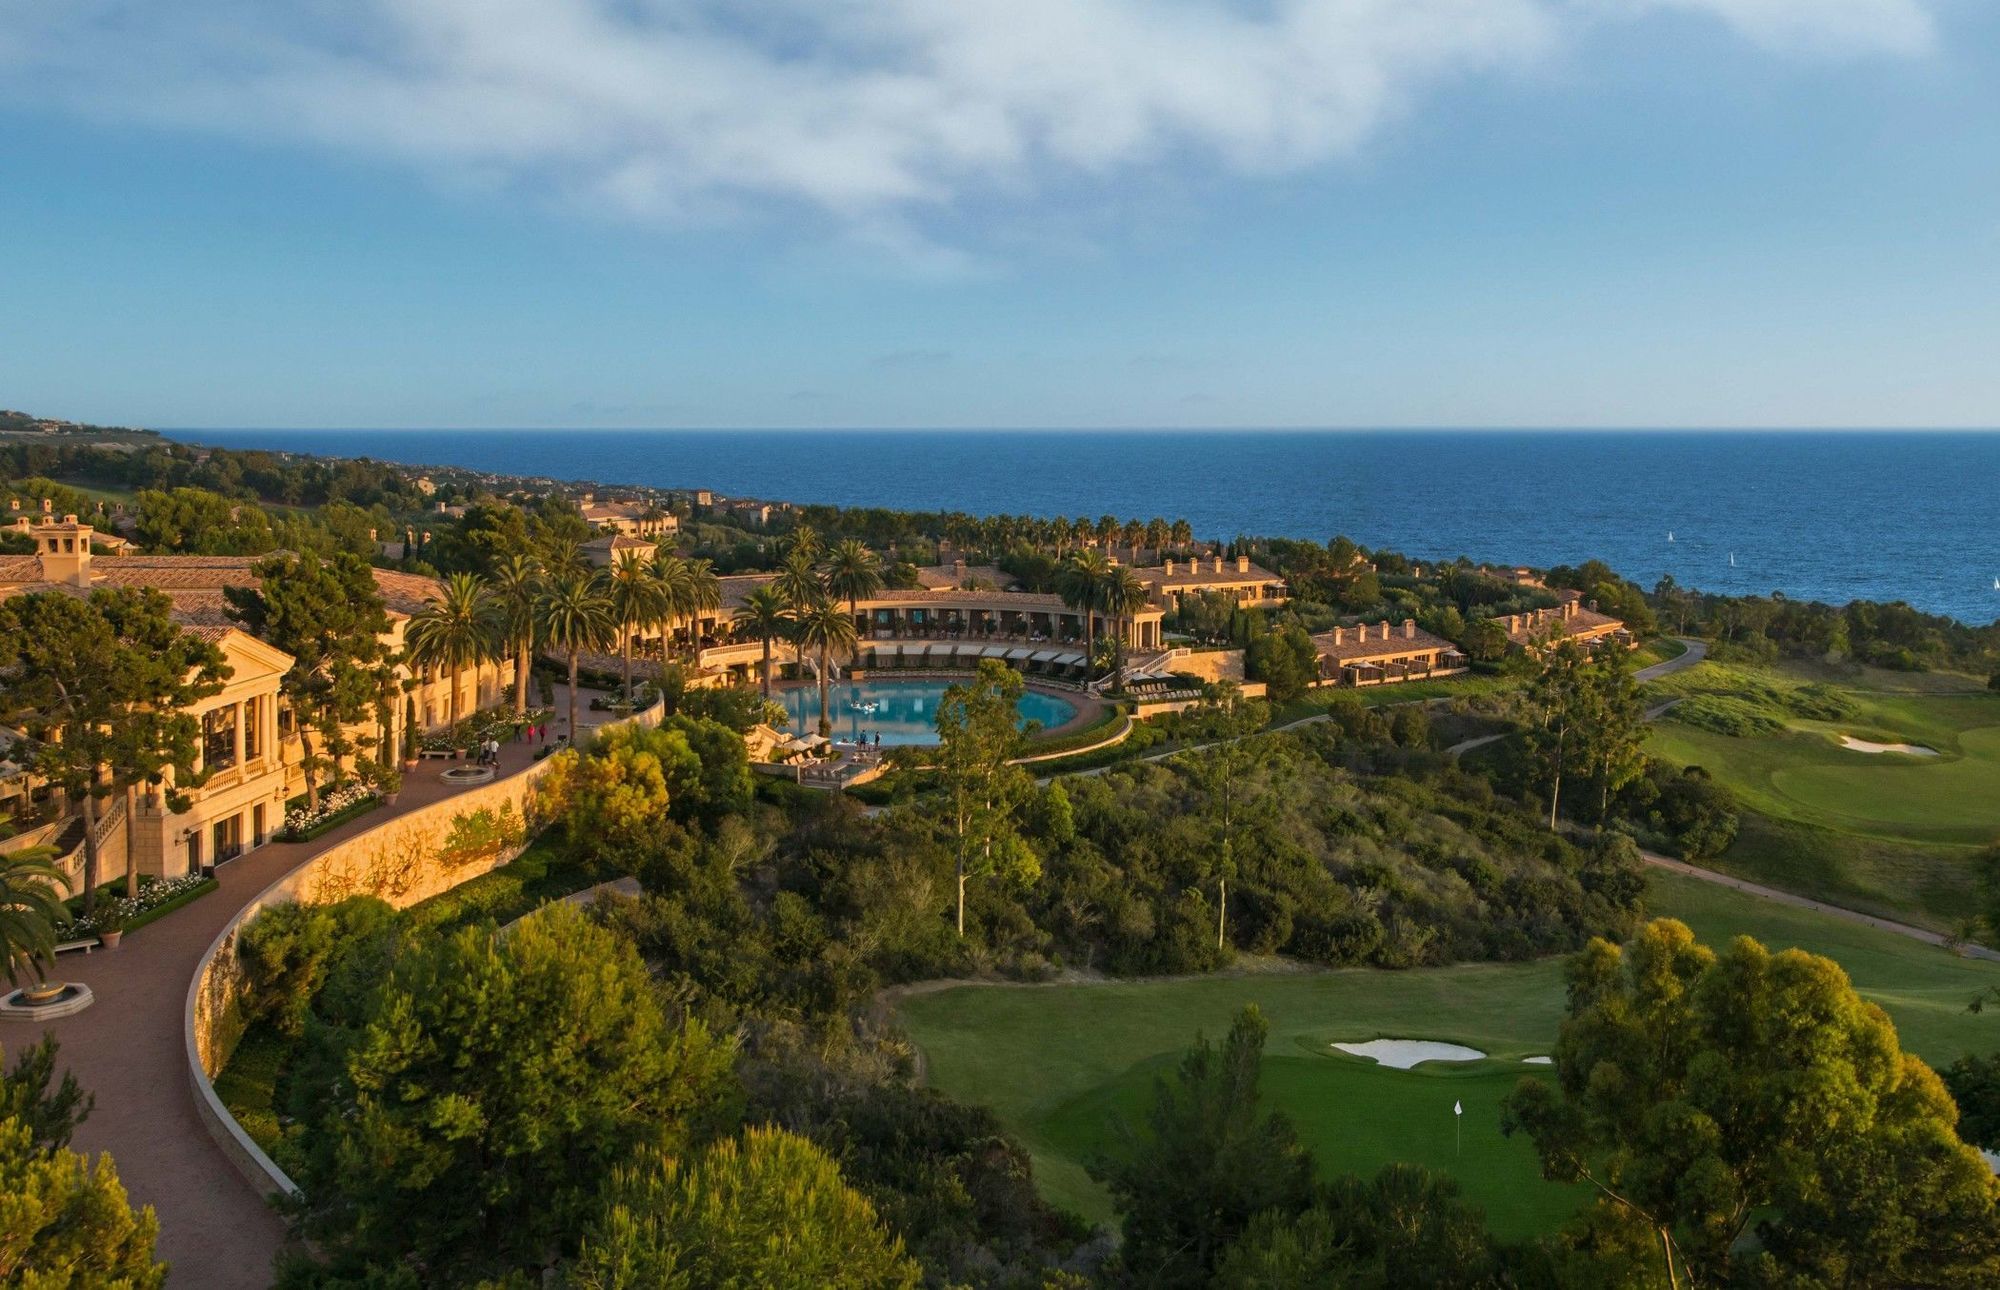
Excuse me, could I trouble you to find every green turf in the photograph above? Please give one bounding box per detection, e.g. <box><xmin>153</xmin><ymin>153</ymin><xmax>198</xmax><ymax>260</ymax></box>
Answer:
<box><xmin>898</xmin><ymin>867</ymin><xmax>2000</xmax><ymax>1236</ymax></box>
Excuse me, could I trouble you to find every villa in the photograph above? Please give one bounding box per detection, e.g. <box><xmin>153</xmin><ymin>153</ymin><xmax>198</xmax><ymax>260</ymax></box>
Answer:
<box><xmin>0</xmin><ymin>509</ymin><xmax>515</xmax><ymax>888</ymax></box>
<box><xmin>1130</xmin><ymin>554</ymin><xmax>1287</xmax><ymax>610</ymax></box>
<box><xmin>1497</xmin><ymin>596</ymin><xmax>1631</xmax><ymax>650</ymax></box>
<box><xmin>1311</xmin><ymin>619</ymin><xmax>1468</xmax><ymax>688</ymax></box>
<box><xmin>583</xmin><ymin>532</ymin><xmax>658</xmax><ymax>567</ymax></box>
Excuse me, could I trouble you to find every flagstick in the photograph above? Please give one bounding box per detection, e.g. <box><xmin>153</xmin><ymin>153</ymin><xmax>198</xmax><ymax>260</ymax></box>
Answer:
<box><xmin>1454</xmin><ymin>1099</ymin><xmax>1463</xmax><ymax>1158</ymax></box>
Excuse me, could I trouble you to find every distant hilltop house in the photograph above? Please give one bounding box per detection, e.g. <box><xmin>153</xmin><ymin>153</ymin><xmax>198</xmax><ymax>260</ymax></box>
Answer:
<box><xmin>0</xmin><ymin>508</ymin><xmax>515</xmax><ymax>893</ymax></box>
<box><xmin>1488</xmin><ymin>565</ymin><xmax>1544</xmax><ymax>588</ymax></box>
<box><xmin>578</xmin><ymin>492</ymin><xmax>676</xmax><ymax>539</ymax></box>
<box><xmin>1311</xmin><ymin>619</ymin><xmax>1468</xmax><ymax>688</ymax></box>
<box><xmin>412</xmin><ymin>475</ymin><xmax>437</xmax><ymax>497</ymax></box>
<box><xmin>1497</xmin><ymin>595</ymin><xmax>1632</xmax><ymax>650</ymax></box>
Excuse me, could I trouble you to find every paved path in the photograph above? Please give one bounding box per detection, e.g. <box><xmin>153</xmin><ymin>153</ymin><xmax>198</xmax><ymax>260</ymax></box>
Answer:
<box><xmin>1642</xmin><ymin>851</ymin><xmax>2000</xmax><ymax>962</ymax></box>
<box><xmin>1635</xmin><ymin>636</ymin><xmax>1706</xmax><ymax>682</ymax></box>
<box><xmin>26</xmin><ymin>691</ymin><xmax>605</xmax><ymax>1288</ymax></box>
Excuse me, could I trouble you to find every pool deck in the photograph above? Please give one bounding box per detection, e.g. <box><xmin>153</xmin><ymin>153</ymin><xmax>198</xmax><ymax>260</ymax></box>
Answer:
<box><xmin>774</xmin><ymin>676</ymin><xmax>1104</xmax><ymax>743</ymax></box>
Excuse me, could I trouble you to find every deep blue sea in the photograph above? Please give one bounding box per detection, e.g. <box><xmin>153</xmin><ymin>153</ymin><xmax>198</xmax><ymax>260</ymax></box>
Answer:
<box><xmin>174</xmin><ymin>430</ymin><xmax>2000</xmax><ymax>625</ymax></box>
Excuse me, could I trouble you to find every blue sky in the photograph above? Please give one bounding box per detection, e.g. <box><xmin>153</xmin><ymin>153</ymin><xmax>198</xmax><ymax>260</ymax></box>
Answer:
<box><xmin>1</xmin><ymin>0</ymin><xmax>1995</xmax><ymax>429</ymax></box>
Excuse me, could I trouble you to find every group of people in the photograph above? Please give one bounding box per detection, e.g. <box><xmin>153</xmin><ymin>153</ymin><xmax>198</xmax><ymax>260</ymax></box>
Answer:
<box><xmin>515</xmin><ymin>720</ymin><xmax>564</xmax><ymax>745</ymax></box>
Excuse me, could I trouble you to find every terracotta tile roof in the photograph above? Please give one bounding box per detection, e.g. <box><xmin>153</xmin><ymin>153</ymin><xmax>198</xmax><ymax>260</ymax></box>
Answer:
<box><xmin>1130</xmin><ymin>561</ymin><xmax>1284</xmax><ymax>590</ymax></box>
<box><xmin>1312</xmin><ymin>620</ymin><xmax>1459</xmax><ymax>665</ymax></box>
<box><xmin>94</xmin><ymin>565</ymin><xmax>260</xmax><ymax>592</ymax></box>
<box><xmin>914</xmin><ymin>562</ymin><xmax>1012</xmax><ymax>590</ymax></box>
<box><xmin>1498</xmin><ymin>604</ymin><xmax>1624</xmax><ymax>645</ymax></box>
<box><xmin>370</xmin><ymin>569</ymin><xmax>446</xmax><ymax>616</ymax></box>
<box><xmin>585</xmin><ymin>533</ymin><xmax>655</xmax><ymax>551</ymax></box>
<box><xmin>0</xmin><ymin>555</ymin><xmax>42</xmax><ymax>586</ymax></box>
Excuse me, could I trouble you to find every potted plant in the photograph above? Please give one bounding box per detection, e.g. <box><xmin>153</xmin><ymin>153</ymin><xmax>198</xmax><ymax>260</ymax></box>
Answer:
<box><xmin>95</xmin><ymin>899</ymin><xmax>129</xmax><ymax>950</ymax></box>
<box><xmin>402</xmin><ymin>725</ymin><xmax>419</xmax><ymax>773</ymax></box>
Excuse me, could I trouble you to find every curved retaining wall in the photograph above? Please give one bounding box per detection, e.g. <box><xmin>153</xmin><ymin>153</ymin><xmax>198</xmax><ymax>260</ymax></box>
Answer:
<box><xmin>184</xmin><ymin>700</ymin><xmax>665</xmax><ymax>1198</ymax></box>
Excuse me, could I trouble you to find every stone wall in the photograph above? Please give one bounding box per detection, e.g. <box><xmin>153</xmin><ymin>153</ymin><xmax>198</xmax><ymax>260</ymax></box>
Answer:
<box><xmin>1166</xmin><ymin>646</ymin><xmax>1247</xmax><ymax>684</ymax></box>
<box><xmin>184</xmin><ymin>699</ymin><xmax>664</xmax><ymax>1196</ymax></box>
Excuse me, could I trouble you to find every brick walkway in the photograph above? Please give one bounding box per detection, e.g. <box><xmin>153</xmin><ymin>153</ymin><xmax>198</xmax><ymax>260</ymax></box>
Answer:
<box><xmin>23</xmin><ymin>694</ymin><xmax>604</xmax><ymax>1288</ymax></box>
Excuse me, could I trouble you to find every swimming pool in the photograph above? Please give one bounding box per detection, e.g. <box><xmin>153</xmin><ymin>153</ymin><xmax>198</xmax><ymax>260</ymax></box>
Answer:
<box><xmin>778</xmin><ymin>678</ymin><xmax>1078</xmax><ymax>746</ymax></box>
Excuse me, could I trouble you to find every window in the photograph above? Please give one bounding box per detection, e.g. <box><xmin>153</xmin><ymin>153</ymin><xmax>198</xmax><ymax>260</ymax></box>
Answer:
<box><xmin>202</xmin><ymin>706</ymin><xmax>237</xmax><ymax>772</ymax></box>
<box><xmin>242</xmin><ymin>697</ymin><xmax>261</xmax><ymax>761</ymax></box>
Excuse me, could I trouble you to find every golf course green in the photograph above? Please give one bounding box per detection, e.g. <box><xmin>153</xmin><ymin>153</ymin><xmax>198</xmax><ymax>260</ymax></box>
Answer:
<box><xmin>897</xmin><ymin>869</ymin><xmax>2000</xmax><ymax>1238</ymax></box>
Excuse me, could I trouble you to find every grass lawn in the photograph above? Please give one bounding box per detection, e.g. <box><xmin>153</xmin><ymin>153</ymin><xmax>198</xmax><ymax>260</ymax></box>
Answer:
<box><xmin>1638</xmin><ymin>657</ymin><xmax>1999</xmax><ymax>928</ymax></box>
<box><xmin>898</xmin><ymin>868</ymin><xmax>2000</xmax><ymax>1238</ymax></box>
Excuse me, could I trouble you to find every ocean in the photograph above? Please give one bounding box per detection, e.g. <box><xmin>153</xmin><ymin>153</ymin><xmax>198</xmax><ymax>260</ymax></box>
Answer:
<box><xmin>173</xmin><ymin>429</ymin><xmax>2000</xmax><ymax>626</ymax></box>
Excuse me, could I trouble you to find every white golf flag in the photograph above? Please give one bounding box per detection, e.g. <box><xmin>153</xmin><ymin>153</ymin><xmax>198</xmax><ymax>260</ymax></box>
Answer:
<box><xmin>1454</xmin><ymin>1101</ymin><xmax>1462</xmax><ymax>1116</ymax></box>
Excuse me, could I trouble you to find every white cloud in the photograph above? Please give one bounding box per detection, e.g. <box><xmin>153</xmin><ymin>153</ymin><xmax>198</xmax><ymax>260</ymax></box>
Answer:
<box><xmin>0</xmin><ymin>0</ymin><xmax>1939</xmax><ymax>247</ymax></box>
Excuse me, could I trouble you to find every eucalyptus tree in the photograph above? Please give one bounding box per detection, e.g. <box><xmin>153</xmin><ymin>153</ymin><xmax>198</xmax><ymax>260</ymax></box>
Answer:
<box><xmin>535</xmin><ymin>570</ymin><xmax>615</xmax><ymax>741</ymax></box>
<box><xmin>733</xmin><ymin>585</ymin><xmax>795</xmax><ymax>699</ymax></box>
<box><xmin>607</xmin><ymin>550</ymin><xmax>670</xmax><ymax>705</ymax></box>
<box><xmin>933</xmin><ymin>660</ymin><xmax>1038</xmax><ymax>937</ymax></box>
<box><xmin>1056</xmin><ymin>549</ymin><xmax>1111</xmax><ymax>682</ymax></box>
<box><xmin>487</xmin><ymin>552</ymin><xmax>543</xmax><ymax>716</ymax></box>
<box><xmin>790</xmin><ymin>596</ymin><xmax>858</xmax><ymax>738</ymax></box>
<box><xmin>407</xmin><ymin>572</ymin><xmax>496</xmax><ymax>729</ymax></box>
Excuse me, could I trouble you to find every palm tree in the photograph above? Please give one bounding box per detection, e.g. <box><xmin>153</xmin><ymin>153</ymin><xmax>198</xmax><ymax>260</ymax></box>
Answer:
<box><xmin>0</xmin><ymin>846</ymin><xmax>69</xmax><ymax>988</ymax></box>
<box><xmin>541</xmin><ymin>533</ymin><xmax>588</xmax><ymax>577</ymax></box>
<box><xmin>651</xmin><ymin>553</ymin><xmax>695</xmax><ymax>668</ymax></box>
<box><xmin>407</xmin><ymin>572</ymin><xmax>495</xmax><ymax>729</ymax></box>
<box><xmin>535</xmin><ymin>570</ymin><xmax>615</xmax><ymax>741</ymax></box>
<box><xmin>821</xmin><ymin>538</ymin><xmax>883</xmax><ymax>628</ymax></box>
<box><xmin>1056</xmin><ymin>550</ymin><xmax>1111</xmax><ymax>683</ymax></box>
<box><xmin>734</xmin><ymin>584</ymin><xmax>794</xmax><ymax>698</ymax></box>
<box><xmin>488</xmin><ymin>553</ymin><xmax>543</xmax><ymax>716</ymax></box>
<box><xmin>791</xmin><ymin>596</ymin><xmax>858</xmax><ymax>738</ymax></box>
<box><xmin>785</xmin><ymin>523</ymin><xmax>824</xmax><ymax>561</ymax></box>
<box><xmin>1169</xmin><ymin>518</ymin><xmax>1194</xmax><ymax>552</ymax></box>
<box><xmin>774</xmin><ymin>550</ymin><xmax>825</xmax><ymax>612</ymax></box>
<box><xmin>683</xmin><ymin>558</ymin><xmax>723</xmax><ymax>661</ymax></box>
<box><xmin>608</xmin><ymin>550</ymin><xmax>670</xmax><ymax>705</ymax></box>
<box><xmin>1099</xmin><ymin>567</ymin><xmax>1152</xmax><ymax>693</ymax></box>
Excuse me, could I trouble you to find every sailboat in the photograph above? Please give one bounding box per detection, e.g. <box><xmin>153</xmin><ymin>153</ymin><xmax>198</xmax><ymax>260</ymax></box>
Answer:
<box><xmin>1993</xmin><ymin>577</ymin><xmax>1999</xmax><ymax>591</ymax></box>
<box><xmin>1729</xmin><ymin>553</ymin><xmax>1737</xmax><ymax>567</ymax></box>
<box><xmin>1667</xmin><ymin>531</ymin><xmax>1674</xmax><ymax>543</ymax></box>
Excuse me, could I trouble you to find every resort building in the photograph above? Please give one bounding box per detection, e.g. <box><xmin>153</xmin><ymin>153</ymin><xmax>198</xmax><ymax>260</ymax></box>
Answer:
<box><xmin>1130</xmin><ymin>554</ymin><xmax>1287</xmax><ymax>611</ymax></box>
<box><xmin>1496</xmin><ymin>597</ymin><xmax>1631</xmax><ymax>650</ymax></box>
<box><xmin>687</xmin><ymin>573</ymin><xmax>1169</xmax><ymax>690</ymax></box>
<box><xmin>0</xmin><ymin>511</ymin><xmax>516</xmax><ymax>888</ymax></box>
<box><xmin>1310</xmin><ymin>619</ymin><xmax>1467</xmax><ymax>688</ymax></box>
<box><xmin>583</xmin><ymin>532</ymin><xmax>658</xmax><ymax>568</ymax></box>
<box><xmin>579</xmin><ymin>494</ymin><xmax>676</xmax><ymax>538</ymax></box>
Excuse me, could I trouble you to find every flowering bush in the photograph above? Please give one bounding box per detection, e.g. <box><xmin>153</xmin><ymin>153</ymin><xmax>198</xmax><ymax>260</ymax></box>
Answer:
<box><xmin>279</xmin><ymin>782</ymin><xmax>379</xmax><ymax>838</ymax></box>
<box><xmin>67</xmin><ymin>871</ymin><xmax>212</xmax><ymax>936</ymax></box>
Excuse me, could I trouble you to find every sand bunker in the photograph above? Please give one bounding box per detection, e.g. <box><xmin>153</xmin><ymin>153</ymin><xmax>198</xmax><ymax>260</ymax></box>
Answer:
<box><xmin>1522</xmin><ymin>1056</ymin><xmax>1553</xmax><ymax>1066</ymax></box>
<box><xmin>1838</xmin><ymin>735</ymin><xmax>1939</xmax><ymax>757</ymax></box>
<box><xmin>1332</xmin><ymin>1039</ymin><xmax>1486</xmax><ymax>1069</ymax></box>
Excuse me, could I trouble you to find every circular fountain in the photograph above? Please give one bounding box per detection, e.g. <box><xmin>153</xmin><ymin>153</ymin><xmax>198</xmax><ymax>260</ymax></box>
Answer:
<box><xmin>439</xmin><ymin>765</ymin><xmax>496</xmax><ymax>786</ymax></box>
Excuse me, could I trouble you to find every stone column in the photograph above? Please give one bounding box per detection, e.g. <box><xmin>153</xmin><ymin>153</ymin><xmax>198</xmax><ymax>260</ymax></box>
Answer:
<box><xmin>234</xmin><ymin>700</ymin><xmax>247</xmax><ymax>768</ymax></box>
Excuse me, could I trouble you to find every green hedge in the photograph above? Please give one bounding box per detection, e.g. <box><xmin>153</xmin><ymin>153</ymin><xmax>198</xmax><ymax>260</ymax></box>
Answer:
<box><xmin>124</xmin><ymin>877</ymin><xmax>218</xmax><ymax>934</ymax></box>
<box><xmin>277</xmin><ymin>794</ymin><xmax>384</xmax><ymax>843</ymax></box>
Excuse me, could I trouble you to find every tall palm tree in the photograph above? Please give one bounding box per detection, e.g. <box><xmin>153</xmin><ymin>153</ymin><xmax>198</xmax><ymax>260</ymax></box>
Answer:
<box><xmin>607</xmin><ymin>550</ymin><xmax>670</xmax><ymax>704</ymax></box>
<box><xmin>488</xmin><ymin>553</ymin><xmax>543</xmax><ymax>716</ymax></box>
<box><xmin>535</xmin><ymin>570</ymin><xmax>615</xmax><ymax>741</ymax></box>
<box><xmin>0</xmin><ymin>845</ymin><xmax>69</xmax><ymax>987</ymax></box>
<box><xmin>541</xmin><ymin>533</ymin><xmax>588</xmax><ymax>577</ymax></box>
<box><xmin>683</xmin><ymin>558</ymin><xmax>723</xmax><ymax>661</ymax></box>
<box><xmin>791</xmin><ymin>596</ymin><xmax>858</xmax><ymax>738</ymax></box>
<box><xmin>774</xmin><ymin>550</ymin><xmax>825</xmax><ymax>612</ymax></box>
<box><xmin>1169</xmin><ymin>518</ymin><xmax>1194</xmax><ymax>552</ymax></box>
<box><xmin>1099</xmin><ymin>567</ymin><xmax>1152</xmax><ymax>693</ymax></box>
<box><xmin>734</xmin><ymin>584</ymin><xmax>794</xmax><ymax>699</ymax></box>
<box><xmin>821</xmin><ymin>538</ymin><xmax>883</xmax><ymax>624</ymax></box>
<box><xmin>785</xmin><ymin>523</ymin><xmax>824</xmax><ymax>562</ymax></box>
<box><xmin>407</xmin><ymin>571</ymin><xmax>495</xmax><ymax>729</ymax></box>
<box><xmin>651</xmin><ymin>552</ymin><xmax>696</xmax><ymax>668</ymax></box>
<box><xmin>1056</xmin><ymin>549</ymin><xmax>1111</xmax><ymax>682</ymax></box>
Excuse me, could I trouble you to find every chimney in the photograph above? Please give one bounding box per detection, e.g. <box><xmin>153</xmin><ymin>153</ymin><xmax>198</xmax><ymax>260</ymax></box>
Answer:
<box><xmin>1403</xmin><ymin>618</ymin><xmax>1416</xmax><ymax>639</ymax></box>
<box><xmin>1567</xmin><ymin>599</ymin><xmax>1579</xmax><ymax>618</ymax></box>
<box><xmin>369</xmin><ymin>528</ymin><xmax>379</xmax><ymax>542</ymax></box>
<box><xmin>436</xmin><ymin>501</ymin><xmax>447</xmax><ymax>513</ymax></box>
<box><xmin>36</xmin><ymin>514</ymin><xmax>94</xmax><ymax>587</ymax></box>
<box><xmin>1164</xmin><ymin>558</ymin><xmax>1176</xmax><ymax>575</ymax></box>
<box><xmin>1332</xmin><ymin>626</ymin><xmax>1345</xmax><ymax>646</ymax></box>
<box><xmin>41</xmin><ymin>498</ymin><xmax>53</xmax><ymax>514</ymax></box>
<box><xmin>1235</xmin><ymin>555</ymin><xmax>1250</xmax><ymax>573</ymax></box>
<box><xmin>7</xmin><ymin>499</ymin><xmax>16</xmax><ymax>512</ymax></box>
<box><xmin>953</xmin><ymin>558</ymin><xmax>967</xmax><ymax>581</ymax></box>
<box><xmin>1213</xmin><ymin>556</ymin><xmax>1225</xmax><ymax>574</ymax></box>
